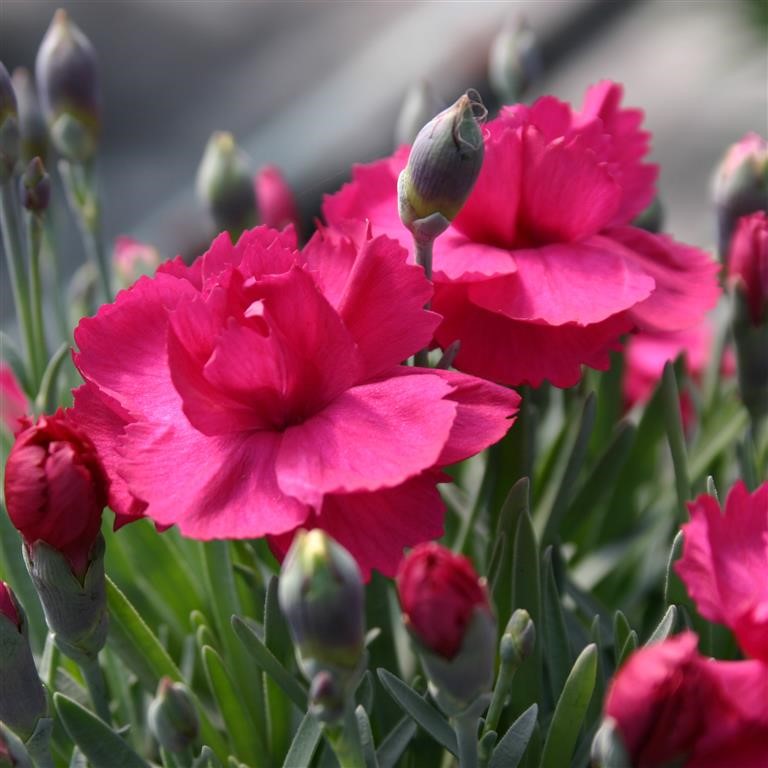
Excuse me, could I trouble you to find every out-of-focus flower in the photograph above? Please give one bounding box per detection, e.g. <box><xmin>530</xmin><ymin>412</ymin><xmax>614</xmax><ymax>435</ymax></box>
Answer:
<box><xmin>254</xmin><ymin>165</ymin><xmax>300</xmax><ymax>234</ymax></box>
<box><xmin>35</xmin><ymin>9</ymin><xmax>100</xmax><ymax>163</ymax></box>
<box><xmin>604</xmin><ymin>632</ymin><xmax>768</xmax><ymax>768</ymax></box>
<box><xmin>325</xmin><ymin>81</ymin><xmax>720</xmax><ymax>388</ymax></box>
<box><xmin>0</xmin><ymin>583</ymin><xmax>48</xmax><ymax>743</ymax></box>
<box><xmin>148</xmin><ymin>678</ymin><xmax>199</xmax><ymax>754</ymax></box>
<box><xmin>0</xmin><ymin>364</ymin><xmax>28</xmax><ymax>435</ymax></box>
<box><xmin>112</xmin><ymin>236</ymin><xmax>161</xmax><ymax>288</ymax></box>
<box><xmin>396</xmin><ymin>542</ymin><xmax>496</xmax><ymax>713</ymax></box>
<box><xmin>488</xmin><ymin>17</ymin><xmax>541</xmax><ymax>105</ymax></box>
<box><xmin>71</xmin><ymin>226</ymin><xmax>520</xmax><ymax>577</ymax></box>
<box><xmin>676</xmin><ymin>481</ymin><xmax>768</xmax><ymax>663</ymax></box>
<box><xmin>4</xmin><ymin>411</ymin><xmax>108</xmax><ymax>576</ymax></box>
<box><xmin>395</xmin><ymin>80</ymin><xmax>443</xmax><ymax>148</ymax></box>
<box><xmin>0</xmin><ymin>62</ymin><xmax>20</xmax><ymax>179</ymax></box>
<box><xmin>729</xmin><ymin>211</ymin><xmax>768</xmax><ymax>325</ymax></box>
<box><xmin>713</xmin><ymin>133</ymin><xmax>768</xmax><ymax>260</ymax></box>
<box><xmin>11</xmin><ymin>68</ymin><xmax>47</xmax><ymax>165</ymax></box>
<box><xmin>196</xmin><ymin>131</ymin><xmax>256</xmax><ymax>238</ymax></box>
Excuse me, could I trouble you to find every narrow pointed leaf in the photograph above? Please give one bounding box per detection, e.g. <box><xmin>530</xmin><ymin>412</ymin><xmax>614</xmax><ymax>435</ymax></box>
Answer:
<box><xmin>376</xmin><ymin>717</ymin><xmax>418</xmax><ymax>768</ymax></box>
<box><xmin>617</xmin><ymin>631</ymin><xmax>638</xmax><ymax>668</ymax></box>
<box><xmin>282</xmin><ymin>712</ymin><xmax>322</xmax><ymax>768</ymax></box>
<box><xmin>661</xmin><ymin>361</ymin><xmax>690</xmax><ymax>522</ymax></box>
<box><xmin>488</xmin><ymin>704</ymin><xmax>538</xmax><ymax>768</ymax></box>
<box><xmin>356</xmin><ymin>705</ymin><xmax>379</xmax><ymax>768</ymax></box>
<box><xmin>541</xmin><ymin>547</ymin><xmax>571</xmax><ymax>702</ymax></box>
<box><xmin>646</xmin><ymin>606</ymin><xmax>677</xmax><ymax>645</ymax></box>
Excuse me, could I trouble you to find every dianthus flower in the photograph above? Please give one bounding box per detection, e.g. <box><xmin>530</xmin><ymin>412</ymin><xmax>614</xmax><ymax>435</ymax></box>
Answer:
<box><xmin>71</xmin><ymin>226</ymin><xmax>519</xmax><ymax>577</ymax></box>
<box><xmin>324</xmin><ymin>81</ymin><xmax>720</xmax><ymax>387</ymax></box>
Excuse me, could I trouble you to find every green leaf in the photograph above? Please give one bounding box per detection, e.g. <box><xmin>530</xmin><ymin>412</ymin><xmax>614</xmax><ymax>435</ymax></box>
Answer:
<box><xmin>646</xmin><ymin>606</ymin><xmax>677</xmax><ymax>645</ymax></box>
<box><xmin>488</xmin><ymin>704</ymin><xmax>538</xmax><ymax>768</ymax></box>
<box><xmin>231</xmin><ymin>615</ymin><xmax>307</xmax><ymax>710</ymax></box>
<box><xmin>202</xmin><ymin>645</ymin><xmax>265</xmax><ymax>763</ymax></box>
<box><xmin>264</xmin><ymin>576</ymin><xmax>292</xmax><ymax>757</ymax></box>
<box><xmin>612</xmin><ymin>611</ymin><xmax>632</xmax><ymax>665</ymax></box>
<box><xmin>376</xmin><ymin>669</ymin><xmax>457</xmax><ymax>755</ymax></box>
<box><xmin>356</xmin><ymin>705</ymin><xmax>379</xmax><ymax>768</ymax></box>
<box><xmin>617</xmin><ymin>631</ymin><xmax>638</xmax><ymax>668</ymax></box>
<box><xmin>376</xmin><ymin>717</ymin><xmax>417</xmax><ymax>768</ymax></box>
<box><xmin>661</xmin><ymin>361</ymin><xmax>691</xmax><ymax>522</ymax></box>
<box><xmin>541</xmin><ymin>548</ymin><xmax>571</xmax><ymax>703</ymax></box>
<box><xmin>282</xmin><ymin>712</ymin><xmax>322</xmax><ymax>768</ymax></box>
<box><xmin>538</xmin><ymin>644</ymin><xmax>597</xmax><ymax>768</ymax></box>
<box><xmin>53</xmin><ymin>693</ymin><xmax>149</xmax><ymax>768</ymax></box>
<box><xmin>34</xmin><ymin>341</ymin><xmax>69</xmax><ymax>412</ymax></box>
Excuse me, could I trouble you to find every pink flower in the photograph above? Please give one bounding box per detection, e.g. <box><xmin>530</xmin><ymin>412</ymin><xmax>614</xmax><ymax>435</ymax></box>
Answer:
<box><xmin>255</xmin><ymin>165</ymin><xmax>300</xmax><ymax>234</ymax></box>
<box><xmin>605</xmin><ymin>632</ymin><xmax>768</xmax><ymax>768</ymax></box>
<box><xmin>324</xmin><ymin>81</ymin><xmax>720</xmax><ymax>388</ymax></box>
<box><xmin>0</xmin><ymin>581</ymin><xmax>20</xmax><ymax>629</ymax></box>
<box><xmin>0</xmin><ymin>364</ymin><xmax>28</xmax><ymax>435</ymax></box>
<box><xmin>113</xmin><ymin>236</ymin><xmax>161</xmax><ymax>288</ymax></box>
<box><xmin>729</xmin><ymin>211</ymin><xmax>768</xmax><ymax>325</ymax></box>
<box><xmin>675</xmin><ymin>481</ymin><xmax>768</xmax><ymax>663</ymax></box>
<box><xmin>72</xmin><ymin>226</ymin><xmax>519</xmax><ymax>577</ymax></box>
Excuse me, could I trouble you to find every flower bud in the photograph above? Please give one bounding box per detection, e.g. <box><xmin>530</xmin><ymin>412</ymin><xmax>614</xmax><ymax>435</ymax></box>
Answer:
<box><xmin>0</xmin><ymin>583</ymin><xmax>48</xmax><ymax>742</ymax></box>
<box><xmin>729</xmin><ymin>211</ymin><xmax>768</xmax><ymax>325</ymax></box>
<box><xmin>308</xmin><ymin>670</ymin><xmax>344</xmax><ymax>724</ymax></box>
<box><xmin>499</xmin><ymin>609</ymin><xmax>535</xmax><ymax>667</ymax></box>
<box><xmin>4</xmin><ymin>411</ymin><xmax>108</xmax><ymax>578</ymax></box>
<box><xmin>11</xmin><ymin>68</ymin><xmax>48</xmax><ymax>165</ymax></box>
<box><xmin>254</xmin><ymin>164</ymin><xmax>300</xmax><ymax>234</ymax></box>
<box><xmin>148</xmin><ymin>677</ymin><xmax>199</xmax><ymax>753</ymax></box>
<box><xmin>113</xmin><ymin>236</ymin><xmax>161</xmax><ymax>288</ymax></box>
<box><xmin>398</xmin><ymin>91</ymin><xmax>485</xmax><ymax>234</ymax></box>
<box><xmin>20</xmin><ymin>157</ymin><xmax>51</xmax><ymax>213</ymax></box>
<box><xmin>396</xmin><ymin>543</ymin><xmax>496</xmax><ymax>715</ymax></box>
<box><xmin>488</xmin><ymin>17</ymin><xmax>541</xmax><ymax>105</ymax></box>
<box><xmin>35</xmin><ymin>10</ymin><xmax>100</xmax><ymax>163</ymax></box>
<box><xmin>395</xmin><ymin>80</ymin><xmax>443</xmax><ymax>147</ymax></box>
<box><xmin>0</xmin><ymin>723</ymin><xmax>34</xmax><ymax>768</ymax></box>
<box><xmin>0</xmin><ymin>62</ymin><xmax>20</xmax><ymax>180</ymax></box>
<box><xmin>196</xmin><ymin>131</ymin><xmax>256</xmax><ymax>238</ymax></box>
<box><xmin>712</xmin><ymin>133</ymin><xmax>768</xmax><ymax>260</ymax></box>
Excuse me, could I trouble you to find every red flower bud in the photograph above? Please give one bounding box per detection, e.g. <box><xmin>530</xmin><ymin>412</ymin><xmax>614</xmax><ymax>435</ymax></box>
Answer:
<box><xmin>255</xmin><ymin>164</ymin><xmax>300</xmax><ymax>234</ymax></box>
<box><xmin>0</xmin><ymin>581</ymin><xmax>20</xmax><ymax>630</ymax></box>
<box><xmin>729</xmin><ymin>211</ymin><xmax>768</xmax><ymax>325</ymax></box>
<box><xmin>4</xmin><ymin>411</ymin><xmax>108</xmax><ymax>576</ymax></box>
<box><xmin>396</xmin><ymin>542</ymin><xmax>491</xmax><ymax>659</ymax></box>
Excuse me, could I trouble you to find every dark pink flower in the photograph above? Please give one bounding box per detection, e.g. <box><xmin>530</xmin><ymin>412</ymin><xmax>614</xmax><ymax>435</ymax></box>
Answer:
<box><xmin>0</xmin><ymin>363</ymin><xmax>28</xmax><ymax>435</ymax></box>
<box><xmin>255</xmin><ymin>165</ymin><xmax>301</xmax><ymax>233</ymax></box>
<box><xmin>324</xmin><ymin>81</ymin><xmax>720</xmax><ymax>388</ymax></box>
<box><xmin>72</xmin><ymin>226</ymin><xmax>519</xmax><ymax>577</ymax></box>
<box><xmin>729</xmin><ymin>211</ymin><xmax>768</xmax><ymax>325</ymax></box>
<box><xmin>605</xmin><ymin>632</ymin><xmax>768</xmax><ymax>768</ymax></box>
<box><xmin>675</xmin><ymin>481</ymin><xmax>768</xmax><ymax>663</ymax></box>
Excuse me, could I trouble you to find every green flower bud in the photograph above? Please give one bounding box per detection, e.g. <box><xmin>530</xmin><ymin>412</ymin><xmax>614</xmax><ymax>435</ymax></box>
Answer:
<box><xmin>0</xmin><ymin>724</ymin><xmax>33</xmax><ymax>768</ymax></box>
<box><xmin>148</xmin><ymin>677</ymin><xmax>199</xmax><ymax>754</ymax></box>
<box><xmin>23</xmin><ymin>535</ymin><xmax>108</xmax><ymax>664</ymax></box>
<box><xmin>21</xmin><ymin>157</ymin><xmax>51</xmax><ymax>213</ymax></box>
<box><xmin>590</xmin><ymin>718</ymin><xmax>631</xmax><ymax>768</ymax></box>
<box><xmin>11</xmin><ymin>68</ymin><xmax>47</xmax><ymax>165</ymax></box>
<box><xmin>488</xmin><ymin>17</ymin><xmax>541</xmax><ymax>105</ymax></box>
<box><xmin>35</xmin><ymin>10</ymin><xmax>101</xmax><ymax>163</ymax></box>
<box><xmin>0</xmin><ymin>62</ymin><xmax>20</xmax><ymax>180</ymax></box>
<box><xmin>0</xmin><ymin>584</ymin><xmax>48</xmax><ymax>743</ymax></box>
<box><xmin>395</xmin><ymin>81</ymin><xmax>443</xmax><ymax>147</ymax></box>
<box><xmin>499</xmin><ymin>609</ymin><xmax>535</xmax><ymax>667</ymax></box>
<box><xmin>196</xmin><ymin>131</ymin><xmax>256</xmax><ymax>238</ymax></box>
<box><xmin>398</xmin><ymin>91</ymin><xmax>485</xmax><ymax>235</ymax></box>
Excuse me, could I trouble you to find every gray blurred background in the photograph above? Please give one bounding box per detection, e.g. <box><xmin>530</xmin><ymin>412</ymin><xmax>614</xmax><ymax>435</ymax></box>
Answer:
<box><xmin>1</xmin><ymin>0</ymin><xmax>766</xmax><ymax>322</ymax></box>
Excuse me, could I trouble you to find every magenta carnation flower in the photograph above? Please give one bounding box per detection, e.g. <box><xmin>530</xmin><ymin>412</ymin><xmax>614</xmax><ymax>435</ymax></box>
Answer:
<box><xmin>71</xmin><ymin>226</ymin><xmax>519</xmax><ymax>577</ymax></box>
<box><xmin>675</xmin><ymin>481</ymin><xmax>768</xmax><ymax>663</ymax></box>
<box><xmin>324</xmin><ymin>81</ymin><xmax>720</xmax><ymax>388</ymax></box>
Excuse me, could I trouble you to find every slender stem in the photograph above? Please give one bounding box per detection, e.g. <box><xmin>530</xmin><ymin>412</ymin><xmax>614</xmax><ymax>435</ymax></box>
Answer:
<box><xmin>43</xmin><ymin>217</ymin><xmax>70</xmax><ymax>340</ymax></box>
<box><xmin>80</xmin><ymin>656</ymin><xmax>112</xmax><ymax>724</ymax></box>
<box><xmin>0</xmin><ymin>178</ymin><xmax>36</xmax><ymax>387</ymax></box>
<box><xmin>323</xmin><ymin>701</ymin><xmax>366</xmax><ymax>768</ymax></box>
<box><xmin>661</xmin><ymin>362</ymin><xmax>690</xmax><ymax>523</ymax></box>
<box><xmin>453</xmin><ymin>713</ymin><xmax>480</xmax><ymax>768</ymax></box>
<box><xmin>482</xmin><ymin>659</ymin><xmax>518</xmax><ymax>737</ymax></box>
<box><xmin>413</xmin><ymin>236</ymin><xmax>434</xmax><ymax>368</ymax></box>
<box><xmin>26</xmin><ymin>211</ymin><xmax>48</xmax><ymax>390</ymax></box>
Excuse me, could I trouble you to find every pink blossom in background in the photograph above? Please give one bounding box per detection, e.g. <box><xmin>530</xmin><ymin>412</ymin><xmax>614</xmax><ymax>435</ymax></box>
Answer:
<box><xmin>729</xmin><ymin>211</ymin><xmax>768</xmax><ymax>325</ymax></box>
<box><xmin>605</xmin><ymin>632</ymin><xmax>768</xmax><ymax>768</ymax></box>
<box><xmin>113</xmin><ymin>236</ymin><xmax>161</xmax><ymax>287</ymax></box>
<box><xmin>675</xmin><ymin>481</ymin><xmax>768</xmax><ymax>663</ymax></box>
<box><xmin>0</xmin><ymin>364</ymin><xmax>28</xmax><ymax>435</ymax></box>
<box><xmin>255</xmin><ymin>165</ymin><xmax>301</xmax><ymax>234</ymax></box>
<box><xmin>72</xmin><ymin>225</ymin><xmax>519</xmax><ymax>577</ymax></box>
<box><xmin>324</xmin><ymin>81</ymin><xmax>720</xmax><ymax>388</ymax></box>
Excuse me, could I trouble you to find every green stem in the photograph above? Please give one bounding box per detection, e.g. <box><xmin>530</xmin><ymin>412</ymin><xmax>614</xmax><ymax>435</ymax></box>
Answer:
<box><xmin>482</xmin><ymin>659</ymin><xmax>518</xmax><ymax>737</ymax></box>
<box><xmin>324</xmin><ymin>701</ymin><xmax>366</xmax><ymax>768</ymax></box>
<box><xmin>414</xmin><ymin>237</ymin><xmax>434</xmax><ymax>368</ymax></box>
<box><xmin>80</xmin><ymin>656</ymin><xmax>112</xmax><ymax>724</ymax></box>
<box><xmin>661</xmin><ymin>362</ymin><xmax>691</xmax><ymax>523</ymax></box>
<box><xmin>26</xmin><ymin>211</ymin><xmax>48</xmax><ymax>390</ymax></box>
<box><xmin>43</xmin><ymin>217</ymin><xmax>70</xmax><ymax>340</ymax></box>
<box><xmin>453</xmin><ymin>713</ymin><xmax>480</xmax><ymax>768</ymax></box>
<box><xmin>0</xmin><ymin>177</ymin><xmax>36</xmax><ymax>387</ymax></box>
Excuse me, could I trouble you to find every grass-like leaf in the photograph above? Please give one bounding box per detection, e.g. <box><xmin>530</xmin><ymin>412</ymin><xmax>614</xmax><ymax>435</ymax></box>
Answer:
<box><xmin>488</xmin><ymin>704</ymin><xmax>538</xmax><ymax>768</ymax></box>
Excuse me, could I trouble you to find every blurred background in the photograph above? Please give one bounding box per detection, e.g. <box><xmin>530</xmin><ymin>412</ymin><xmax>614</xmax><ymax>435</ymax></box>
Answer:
<box><xmin>1</xmin><ymin>0</ymin><xmax>766</xmax><ymax>321</ymax></box>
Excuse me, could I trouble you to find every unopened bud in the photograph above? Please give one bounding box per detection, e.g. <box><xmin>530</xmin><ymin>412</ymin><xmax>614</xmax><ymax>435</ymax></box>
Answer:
<box><xmin>395</xmin><ymin>81</ymin><xmax>443</xmax><ymax>147</ymax></box>
<box><xmin>0</xmin><ymin>724</ymin><xmax>33</xmax><ymax>768</ymax></box>
<box><xmin>398</xmin><ymin>91</ymin><xmax>485</xmax><ymax>238</ymax></box>
<box><xmin>308</xmin><ymin>670</ymin><xmax>344</xmax><ymax>724</ymax></box>
<box><xmin>590</xmin><ymin>718</ymin><xmax>631</xmax><ymax>768</ymax></box>
<box><xmin>712</xmin><ymin>133</ymin><xmax>768</xmax><ymax>261</ymax></box>
<box><xmin>0</xmin><ymin>583</ymin><xmax>48</xmax><ymax>742</ymax></box>
<box><xmin>488</xmin><ymin>17</ymin><xmax>541</xmax><ymax>105</ymax></box>
<box><xmin>196</xmin><ymin>131</ymin><xmax>256</xmax><ymax>238</ymax></box>
<box><xmin>21</xmin><ymin>157</ymin><xmax>51</xmax><ymax>212</ymax></box>
<box><xmin>148</xmin><ymin>677</ymin><xmax>199</xmax><ymax>753</ymax></box>
<box><xmin>11</xmin><ymin>68</ymin><xmax>47</xmax><ymax>165</ymax></box>
<box><xmin>254</xmin><ymin>165</ymin><xmax>300</xmax><ymax>233</ymax></box>
<box><xmin>0</xmin><ymin>62</ymin><xmax>20</xmax><ymax>180</ymax></box>
<box><xmin>500</xmin><ymin>609</ymin><xmax>535</xmax><ymax>667</ymax></box>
